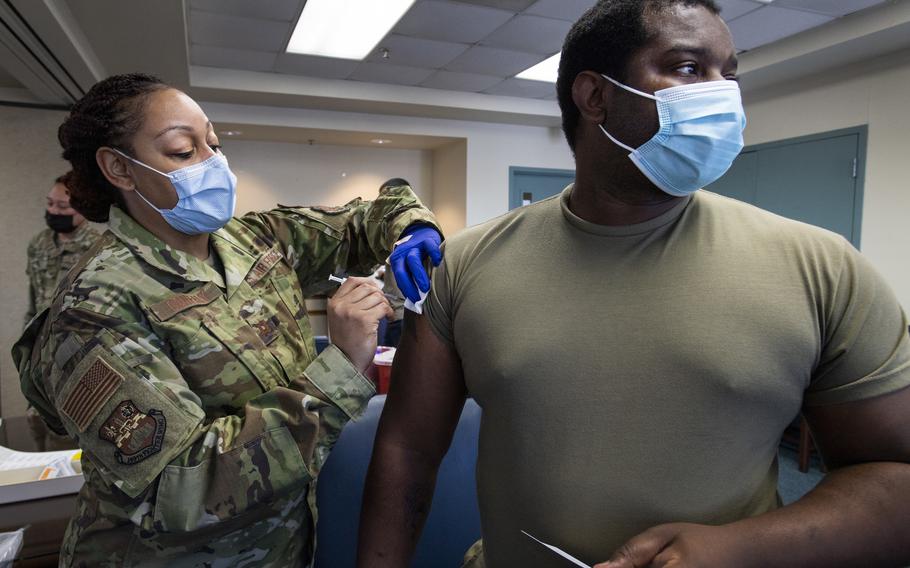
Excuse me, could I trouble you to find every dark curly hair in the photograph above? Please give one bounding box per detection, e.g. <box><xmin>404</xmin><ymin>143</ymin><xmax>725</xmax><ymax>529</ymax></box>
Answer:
<box><xmin>57</xmin><ymin>73</ymin><xmax>169</xmax><ymax>221</ymax></box>
<box><xmin>557</xmin><ymin>0</ymin><xmax>720</xmax><ymax>153</ymax></box>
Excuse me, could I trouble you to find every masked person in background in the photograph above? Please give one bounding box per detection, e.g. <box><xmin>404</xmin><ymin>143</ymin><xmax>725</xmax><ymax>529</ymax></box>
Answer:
<box><xmin>25</xmin><ymin>172</ymin><xmax>100</xmax><ymax>326</ymax></box>
<box><xmin>358</xmin><ymin>1</ymin><xmax>910</xmax><ymax>567</ymax></box>
<box><xmin>24</xmin><ymin>172</ymin><xmax>100</xmax><ymax>451</ymax></box>
<box><xmin>13</xmin><ymin>73</ymin><xmax>442</xmax><ymax>567</ymax></box>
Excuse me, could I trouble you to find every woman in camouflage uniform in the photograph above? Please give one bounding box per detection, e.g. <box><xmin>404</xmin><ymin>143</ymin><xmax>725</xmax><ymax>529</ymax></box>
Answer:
<box><xmin>13</xmin><ymin>73</ymin><xmax>441</xmax><ymax>567</ymax></box>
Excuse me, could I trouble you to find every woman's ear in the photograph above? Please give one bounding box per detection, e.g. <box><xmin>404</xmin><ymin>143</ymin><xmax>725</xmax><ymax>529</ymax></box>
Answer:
<box><xmin>572</xmin><ymin>70</ymin><xmax>611</xmax><ymax>126</ymax></box>
<box><xmin>96</xmin><ymin>147</ymin><xmax>136</xmax><ymax>192</ymax></box>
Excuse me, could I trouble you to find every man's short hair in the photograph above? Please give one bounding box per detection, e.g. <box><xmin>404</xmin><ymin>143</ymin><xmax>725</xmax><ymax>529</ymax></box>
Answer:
<box><xmin>556</xmin><ymin>0</ymin><xmax>721</xmax><ymax>153</ymax></box>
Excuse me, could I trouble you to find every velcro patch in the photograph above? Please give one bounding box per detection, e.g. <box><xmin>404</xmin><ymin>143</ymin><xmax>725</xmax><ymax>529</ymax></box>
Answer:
<box><xmin>99</xmin><ymin>400</ymin><xmax>166</xmax><ymax>466</ymax></box>
<box><xmin>148</xmin><ymin>283</ymin><xmax>222</xmax><ymax>321</ymax></box>
<box><xmin>60</xmin><ymin>357</ymin><xmax>124</xmax><ymax>432</ymax></box>
<box><xmin>54</xmin><ymin>333</ymin><xmax>84</xmax><ymax>370</ymax></box>
<box><xmin>246</xmin><ymin>248</ymin><xmax>284</xmax><ymax>286</ymax></box>
<box><xmin>310</xmin><ymin>205</ymin><xmax>348</xmax><ymax>214</ymax></box>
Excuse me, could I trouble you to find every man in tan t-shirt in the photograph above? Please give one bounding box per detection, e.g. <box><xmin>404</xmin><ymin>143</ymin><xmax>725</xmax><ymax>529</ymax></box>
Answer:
<box><xmin>357</xmin><ymin>1</ymin><xmax>910</xmax><ymax>567</ymax></box>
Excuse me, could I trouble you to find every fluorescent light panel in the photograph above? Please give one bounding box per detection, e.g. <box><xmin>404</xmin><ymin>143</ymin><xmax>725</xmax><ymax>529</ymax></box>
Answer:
<box><xmin>516</xmin><ymin>52</ymin><xmax>561</xmax><ymax>83</ymax></box>
<box><xmin>286</xmin><ymin>0</ymin><xmax>416</xmax><ymax>60</ymax></box>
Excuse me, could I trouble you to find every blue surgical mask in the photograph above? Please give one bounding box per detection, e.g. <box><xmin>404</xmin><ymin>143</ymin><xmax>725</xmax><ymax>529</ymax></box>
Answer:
<box><xmin>599</xmin><ymin>75</ymin><xmax>747</xmax><ymax>197</ymax></box>
<box><xmin>114</xmin><ymin>149</ymin><xmax>237</xmax><ymax>234</ymax></box>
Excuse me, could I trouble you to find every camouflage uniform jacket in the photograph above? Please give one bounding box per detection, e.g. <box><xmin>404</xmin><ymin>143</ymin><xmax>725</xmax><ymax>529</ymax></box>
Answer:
<box><xmin>25</xmin><ymin>223</ymin><xmax>100</xmax><ymax>325</ymax></box>
<box><xmin>13</xmin><ymin>183</ymin><xmax>438</xmax><ymax>567</ymax></box>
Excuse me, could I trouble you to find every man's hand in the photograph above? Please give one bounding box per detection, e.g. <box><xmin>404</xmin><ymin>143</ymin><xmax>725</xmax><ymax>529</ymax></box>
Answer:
<box><xmin>595</xmin><ymin>523</ymin><xmax>739</xmax><ymax>568</ymax></box>
<box><xmin>328</xmin><ymin>276</ymin><xmax>393</xmax><ymax>372</ymax></box>
<box><xmin>389</xmin><ymin>225</ymin><xmax>442</xmax><ymax>303</ymax></box>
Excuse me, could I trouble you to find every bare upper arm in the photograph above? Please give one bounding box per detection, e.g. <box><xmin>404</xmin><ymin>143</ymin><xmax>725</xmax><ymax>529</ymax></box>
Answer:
<box><xmin>375</xmin><ymin>311</ymin><xmax>467</xmax><ymax>464</ymax></box>
<box><xmin>804</xmin><ymin>384</ymin><xmax>910</xmax><ymax>470</ymax></box>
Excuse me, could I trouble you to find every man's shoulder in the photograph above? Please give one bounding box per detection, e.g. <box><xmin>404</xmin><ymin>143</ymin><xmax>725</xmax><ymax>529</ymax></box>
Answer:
<box><xmin>695</xmin><ymin>191</ymin><xmax>849</xmax><ymax>252</ymax></box>
<box><xmin>444</xmin><ymin>195</ymin><xmax>560</xmax><ymax>260</ymax></box>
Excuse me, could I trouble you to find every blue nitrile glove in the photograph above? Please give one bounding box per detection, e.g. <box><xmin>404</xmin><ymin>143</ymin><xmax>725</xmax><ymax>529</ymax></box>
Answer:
<box><xmin>389</xmin><ymin>224</ymin><xmax>443</xmax><ymax>304</ymax></box>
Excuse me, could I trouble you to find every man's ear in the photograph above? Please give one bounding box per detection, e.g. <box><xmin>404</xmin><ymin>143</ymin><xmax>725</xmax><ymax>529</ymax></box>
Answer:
<box><xmin>96</xmin><ymin>147</ymin><xmax>136</xmax><ymax>193</ymax></box>
<box><xmin>572</xmin><ymin>71</ymin><xmax>611</xmax><ymax>125</ymax></box>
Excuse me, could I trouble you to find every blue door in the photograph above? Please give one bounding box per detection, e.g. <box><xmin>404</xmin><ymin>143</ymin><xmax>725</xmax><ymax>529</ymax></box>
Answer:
<box><xmin>708</xmin><ymin>127</ymin><xmax>865</xmax><ymax>248</ymax></box>
<box><xmin>509</xmin><ymin>166</ymin><xmax>575</xmax><ymax>210</ymax></box>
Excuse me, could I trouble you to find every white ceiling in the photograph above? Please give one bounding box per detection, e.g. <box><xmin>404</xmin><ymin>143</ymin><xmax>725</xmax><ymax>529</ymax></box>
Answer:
<box><xmin>214</xmin><ymin>123</ymin><xmax>462</xmax><ymax>150</ymax></box>
<box><xmin>187</xmin><ymin>0</ymin><xmax>890</xmax><ymax>101</ymax></box>
<box><xmin>2</xmin><ymin>0</ymin><xmax>908</xmax><ymax>132</ymax></box>
<box><xmin>0</xmin><ymin>66</ymin><xmax>21</xmax><ymax>88</ymax></box>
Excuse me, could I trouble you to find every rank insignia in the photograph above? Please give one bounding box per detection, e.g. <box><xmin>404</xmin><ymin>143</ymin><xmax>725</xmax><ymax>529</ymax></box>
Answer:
<box><xmin>99</xmin><ymin>400</ymin><xmax>166</xmax><ymax>465</ymax></box>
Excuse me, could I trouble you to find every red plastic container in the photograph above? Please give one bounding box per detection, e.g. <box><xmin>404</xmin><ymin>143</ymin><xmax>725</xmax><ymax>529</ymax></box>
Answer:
<box><xmin>372</xmin><ymin>346</ymin><xmax>396</xmax><ymax>394</ymax></box>
<box><xmin>375</xmin><ymin>362</ymin><xmax>392</xmax><ymax>394</ymax></box>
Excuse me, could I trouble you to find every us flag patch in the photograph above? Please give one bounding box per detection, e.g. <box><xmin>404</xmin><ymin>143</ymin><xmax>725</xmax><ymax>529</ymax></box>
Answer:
<box><xmin>61</xmin><ymin>357</ymin><xmax>123</xmax><ymax>432</ymax></box>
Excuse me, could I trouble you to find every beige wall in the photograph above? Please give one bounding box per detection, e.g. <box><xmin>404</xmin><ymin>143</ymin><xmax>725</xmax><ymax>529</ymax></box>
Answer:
<box><xmin>0</xmin><ymin>105</ymin><xmax>69</xmax><ymax>418</ymax></box>
<box><xmin>223</xmin><ymin>139</ymin><xmax>434</xmax><ymax>215</ymax></box>
<box><xmin>431</xmin><ymin>140</ymin><xmax>468</xmax><ymax>237</ymax></box>
<box><xmin>743</xmin><ymin>48</ymin><xmax>910</xmax><ymax>310</ymax></box>
<box><xmin>201</xmin><ymin>102</ymin><xmax>577</xmax><ymax>231</ymax></box>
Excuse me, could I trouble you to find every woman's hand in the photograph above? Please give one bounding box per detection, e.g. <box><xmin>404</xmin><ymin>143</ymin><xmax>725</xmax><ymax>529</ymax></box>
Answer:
<box><xmin>389</xmin><ymin>225</ymin><xmax>443</xmax><ymax>303</ymax></box>
<box><xmin>327</xmin><ymin>277</ymin><xmax>393</xmax><ymax>373</ymax></box>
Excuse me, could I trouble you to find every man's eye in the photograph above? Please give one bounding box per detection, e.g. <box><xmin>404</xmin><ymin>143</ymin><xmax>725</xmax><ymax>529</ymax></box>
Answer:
<box><xmin>677</xmin><ymin>63</ymin><xmax>697</xmax><ymax>75</ymax></box>
<box><xmin>209</xmin><ymin>144</ymin><xmax>223</xmax><ymax>153</ymax></box>
<box><xmin>173</xmin><ymin>150</ymin><xmax>194</xmax><ymax>159</ymax></box>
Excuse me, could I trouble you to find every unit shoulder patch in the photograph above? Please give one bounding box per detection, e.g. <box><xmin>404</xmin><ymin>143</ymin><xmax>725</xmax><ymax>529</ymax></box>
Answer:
<box><xmin>99</xmin><ymin>400</ymin><xmax>166</xmax><ymax>465</ymax></box>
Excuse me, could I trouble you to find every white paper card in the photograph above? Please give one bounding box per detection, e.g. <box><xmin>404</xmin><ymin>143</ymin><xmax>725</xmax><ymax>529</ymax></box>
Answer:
<box><xmin>522</xmin><ymin>530</ymin><xmax>592</xmax><ymax>567</ymax></box>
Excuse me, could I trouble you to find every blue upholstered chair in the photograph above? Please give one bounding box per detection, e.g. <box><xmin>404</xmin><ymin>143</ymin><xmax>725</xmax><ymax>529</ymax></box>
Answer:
<box><xmin>314</xmin><ymin>395</ymin><xmax>482</xmax><ymax>568</ymax></box>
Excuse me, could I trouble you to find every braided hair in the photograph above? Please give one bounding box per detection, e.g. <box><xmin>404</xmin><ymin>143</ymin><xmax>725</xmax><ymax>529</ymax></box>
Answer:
<box><xmin>57</xmin><ymin>73</ymin><xmax>169</xmax><ymax>221</ymax></box>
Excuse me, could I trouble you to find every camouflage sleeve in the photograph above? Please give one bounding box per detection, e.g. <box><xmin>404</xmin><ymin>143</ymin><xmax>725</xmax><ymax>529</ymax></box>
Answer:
<box><xmin>24</xmin><ymin>283</ymin><xmax>37</xmax><ymax>327</ymax></box>
<box><xmin>239</xmin><ymin>181</ymin><xmax>439</xmax><ymax>295</ymax></box>
<box><xmin>24</xmin><ymin>240</ymin><xmax>37</xmax><ymax>326</ymax></box>
<box><xmin>31</xmin><ymin>307</ymin><xmax>373</xmax><ymax>533</ymax></box>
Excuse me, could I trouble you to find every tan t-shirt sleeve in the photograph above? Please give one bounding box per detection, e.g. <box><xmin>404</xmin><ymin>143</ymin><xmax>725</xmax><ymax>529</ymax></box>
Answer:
<box><xmin>806</xmin><ymin>240</ymin><xmax>910</xmax><ymax>406</ymax></box>
<box><xmin>424</xmin><ymin>243</ymin><xmax>457</xmax><ymax>346</ymax></box>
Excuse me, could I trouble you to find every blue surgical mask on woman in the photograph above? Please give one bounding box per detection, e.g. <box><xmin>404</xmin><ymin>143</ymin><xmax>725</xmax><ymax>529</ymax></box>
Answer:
<box><xmin>599</xmin><ymin>75</ymin><xmax>747</xmax><ymax>197</ymax></box>
<box><xmin>114</xmin><ymin>149</ymin><xmax>237</xmax><ymax>234</ymax></box>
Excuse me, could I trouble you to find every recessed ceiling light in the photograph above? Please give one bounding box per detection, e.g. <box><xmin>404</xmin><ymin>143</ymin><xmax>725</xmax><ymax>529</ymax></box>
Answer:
<box><xmin>370</xmin><ymin>138</ymin><xmax>392</xmax><ymax>145</ymax></box>
<box><xmin>219</xmin><ymin>130</ymin><xmax>242</xmax><ymax>136</ymax></box>
<box><xmin>516</xmin><ymin>52</ymin><xmax>561</xmax><ymax>83</ymax></box>
<box><xmin>286</xmin><ymin>0</ymin><xmax>417</xmax><ymax>60</ymax></box>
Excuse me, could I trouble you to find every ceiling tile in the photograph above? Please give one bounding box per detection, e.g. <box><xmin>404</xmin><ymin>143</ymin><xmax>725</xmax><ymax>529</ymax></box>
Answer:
<box><xmin>714</xmin><ymin>0</ymin><xmax>764</xmax><ymax>21</ymax></box>
<box><xmin>481</xmin><ymin>14</ymin><xmax>572</xmax><ymax>54</ymax></box>
<box><xmin>366</xmin><ymin>35</ymin><xmax>469</xmax><ymax>68</ymax></box>
<box><xmin>190</xmin><ymin>0</ymin><xmax>302</xmax><ymax>22</ymax></box>
<box><xmin>348</xmin><ymin>62</ymin><xmax>436</xmax><ymax>86</ymax></box>
<box><xmin>0</xmin><ymin>65</ymin><xmax>21</xmax><ymax>88</ymax></box>
<box><xmin>726</xmin><ymin>6</ymin><xmax>833</xmax><ymax>51</ymax></box>
<box><xmin>773</xmin><ymin>0</ymin><xmax>886</xmax><ymax>17</ymax></box>
<box><xmin>191</xmin><ymin>45</ymin><xmax>277</xmax><ymax>72</ymax></box>
<box><xmin>189</xmin><ymin>10</ymin><xmax>291</xmax><ymax>52</ymax></box>
<box><xmin>420</xmin><ymin>70</ymin><xmax>504</xmax><ymax>92</ymax></box>
<box><xmin>449</xmin><ymin>0</ymin><xmax>537</xmax><ymax>10</ymax></box>
<box><xmin>394</xmin><ymin>1</ymin><xmax>514</xmax><ymax>43</ymax></box>
<box><xmin>273</xmin><ymin>53</ymin><xmax>359</xmax><ymax>79</ymax></box>
<box><xmin>445</xmin><ymin>46</ymin><xmax>543</xmax><ymax>76</ymax></box>
<box><xmin>483</xmin><ymin>77</ymin><xmax>555</xmax><ymax>98</ymax></box>
<box><xmin>524</xmin><ymin>0</ymin><xmax>596</xmax><ymax>22</ymax></box>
